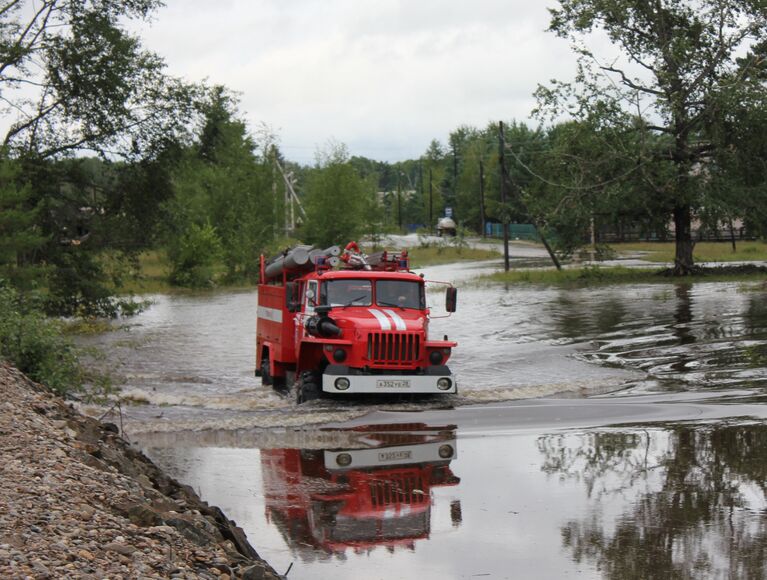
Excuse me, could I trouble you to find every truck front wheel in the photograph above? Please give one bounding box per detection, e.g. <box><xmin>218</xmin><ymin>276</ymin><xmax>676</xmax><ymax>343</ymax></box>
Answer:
<box><xmin>297</xmin><ymin>372</ymin><xmax>320</xmax><ymax>404</ymax></box>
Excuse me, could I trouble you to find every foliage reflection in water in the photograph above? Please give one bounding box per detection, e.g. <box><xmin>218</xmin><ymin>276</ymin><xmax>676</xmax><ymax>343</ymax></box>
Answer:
<box><xmin>539</xmin><ymin>422</ymin><xmax>767</xmax><ymax>580</ymax></box>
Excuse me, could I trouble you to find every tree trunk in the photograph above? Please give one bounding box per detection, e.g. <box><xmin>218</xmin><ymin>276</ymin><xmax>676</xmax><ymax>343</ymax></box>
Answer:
<box><xmin>672</xmin><ymin>205</ymin><xmax>695</xmax><ymax>275</ymax></box>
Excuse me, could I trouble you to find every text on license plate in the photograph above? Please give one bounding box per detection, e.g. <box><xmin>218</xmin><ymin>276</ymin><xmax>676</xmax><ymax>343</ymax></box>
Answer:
<box><xmin>378</xmin><ymin>450</ymin><xmax>412</xmax><ymax>462</ymax></box>
<box><xmin>376</xmin><ymin>379</ymin><xmax>411</xmax><ymax>389</ymax></box>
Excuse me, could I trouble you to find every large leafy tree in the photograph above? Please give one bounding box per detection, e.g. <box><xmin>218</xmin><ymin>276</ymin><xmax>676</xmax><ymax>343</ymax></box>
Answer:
<box><xmin>0</xmin><ymin>0</ymin><xmax>200</xmax><ymax>159</ymax></box>
<box><xmin>537</xmin><ymin>0</ymin><xmax>767</xmax><ymax>274</ymax></box>
<box><xmin>0</xmin><ymin>1</ymin><xmax>207</xmax><ymax>311</ymax></box>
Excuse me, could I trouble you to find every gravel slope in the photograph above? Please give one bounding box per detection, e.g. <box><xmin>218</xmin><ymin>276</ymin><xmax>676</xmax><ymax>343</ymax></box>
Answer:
<box><xmin>0</xmin><ymin>363</ymin><xmax>281</xmax><ymax>580</ymax></box>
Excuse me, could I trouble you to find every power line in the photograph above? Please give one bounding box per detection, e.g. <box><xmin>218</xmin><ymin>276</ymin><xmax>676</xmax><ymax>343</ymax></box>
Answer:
<box><xmin>504</xmin><ymin>143</ymin><xmax>649</xmax><ymax>191</ymax></box>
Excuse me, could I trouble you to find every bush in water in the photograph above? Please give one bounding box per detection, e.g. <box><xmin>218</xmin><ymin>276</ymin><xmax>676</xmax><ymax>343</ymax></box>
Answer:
<box><xmin>167</xmin><ymin>222</ymin><xmax>223</xmax><ymax>288</ymax></box>
<box><xmin>0</xmin><ymin>282</ymin><xmax>82</xmax><ymax>395</ymax></box>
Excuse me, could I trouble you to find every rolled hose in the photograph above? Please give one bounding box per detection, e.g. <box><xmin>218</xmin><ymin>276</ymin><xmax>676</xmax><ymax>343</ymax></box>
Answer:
<box><xmin>305</xmin><ymin>315</ymin><xmax>342</xmax><ymax>337</ymax></box>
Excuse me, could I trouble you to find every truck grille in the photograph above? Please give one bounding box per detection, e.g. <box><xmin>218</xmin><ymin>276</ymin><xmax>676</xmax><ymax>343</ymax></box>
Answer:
<box><xmin>367</xmin><ymin>332</ymin><xmax>421</xmax><ymax>367</ymax></box>
<box><xmin>370</xmin><ymin>474</ymin><xmax>426</xmax><ymax>508</ymax></box>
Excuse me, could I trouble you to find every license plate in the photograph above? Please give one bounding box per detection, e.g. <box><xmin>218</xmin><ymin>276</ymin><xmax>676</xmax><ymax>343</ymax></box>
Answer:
<box><xmin>378</xmin><ymin>450</ymin><xmax>412</xmax><ymax>462</ymax></box>
<box><xmin>376</xmin><ymin>379</ymin><xmax>411</xmax><ymax>389</ymax></box>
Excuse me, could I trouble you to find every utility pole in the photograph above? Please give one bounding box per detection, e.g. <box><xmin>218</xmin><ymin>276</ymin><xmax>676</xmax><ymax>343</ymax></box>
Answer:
<box><xmin>396</xmin><ymin>173</ymin><xmax>402</xmax><ymax>230</ymax></box>
<box><xmin>274</xmin><ymin>158</ymin><xmax>307</xmax><ymax>234</ymax></box>
<box><xmin>284</xmin><ymin>166</ymin><xmax>290</xmax><ymax>237</ymax></box>
<box><xmin>418</xmin><ymin>161</ymin><xmax>423</xmax><ymax>227</ymax></box>
<box><xmin>452</xmin><ymin>141</ymin><xmax>458</xmax><ymax>205</ymax></box>
<box><xmin>270</xmin><ymin>146</ymin><xmax>278</xmax><ymax>237</ymax></box>
<box><xmin>428</xmin><ymin>168</ymin><xmax>433</xmax><ymax>233</ymax></box>
<box><xmin>479</xmin><ymin>159</ymin><xmax>486</xmax><ymax>238</ymax></box>
<box><xmin>498</xmin><ymin>122</ymin><xmax>510</xmax><ymax>271</ymax></box>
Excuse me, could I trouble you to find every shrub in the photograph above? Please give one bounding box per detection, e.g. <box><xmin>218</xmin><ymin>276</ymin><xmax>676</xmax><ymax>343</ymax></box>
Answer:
<box><xmin>167</xmin><ymin>223</ymin><xmax>223</xmax><ymax>287</ymax></box>
<box><xmin>0</xmin><ymin>282</ymin><xmax>83</xmax><ymax>395</ymax></box>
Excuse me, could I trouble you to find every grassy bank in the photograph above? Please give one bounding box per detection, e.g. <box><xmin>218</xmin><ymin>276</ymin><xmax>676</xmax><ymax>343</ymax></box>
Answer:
<box><xmin>485</xmin><ymin>264</ymin><xmax>767</xmax><ymax>287</ymax></box>
<box><xmin>611</xmin><ymin>241</ymin><xmax>767</xmax><ymax>263</ymax></box>
<box><xmin>119</xmin><ymin>246</ymin><xmax>501</xmax><ymax>294</ymax></box>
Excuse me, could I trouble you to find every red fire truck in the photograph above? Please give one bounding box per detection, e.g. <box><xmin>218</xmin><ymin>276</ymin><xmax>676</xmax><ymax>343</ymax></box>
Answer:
<box><xmin>256</xmin><ymin>242</ymin><xmax>458</xmax><ymax>402</ymax></box>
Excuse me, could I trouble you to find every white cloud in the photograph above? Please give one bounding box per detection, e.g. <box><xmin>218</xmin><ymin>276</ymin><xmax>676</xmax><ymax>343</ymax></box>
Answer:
<box><xmin>133</xmin><ymin>0</ymin><xmax>585</xmax><ymax>163</ymax></box>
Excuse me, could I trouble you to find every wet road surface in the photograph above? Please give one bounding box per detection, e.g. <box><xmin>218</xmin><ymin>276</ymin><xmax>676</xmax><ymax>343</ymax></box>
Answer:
<box><xmin>79</xmin><ymin>260</ymin><xmax>767</xmax><ymax>578</ymax></box>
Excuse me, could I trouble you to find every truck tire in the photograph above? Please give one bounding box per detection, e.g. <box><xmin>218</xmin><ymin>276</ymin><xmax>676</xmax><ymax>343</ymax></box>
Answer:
<box><xmin>261</xmin><ymin>351</ymin><xmax>286</xmax><ymax>390</ymax></box>
<box><xmin>260</xmin><ymin>353</ymin><xmax>273</xmax><ymax>386</ymax></box>
<box><xmin>297</xmin><ymin>372</ymin><xmax>320</xmax><ymax>404</ymax></box>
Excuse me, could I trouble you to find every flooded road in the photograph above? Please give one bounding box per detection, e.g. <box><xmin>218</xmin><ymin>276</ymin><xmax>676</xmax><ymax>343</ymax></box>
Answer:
<box><xmin>79</xmin><ymin>261</ymin><xmax>767</xmax><ymax>578</ymax></box>
<box><xmin>140</xmin><ymin>409</ymin><xmax>767</xmax><ymax>580</ymax></box>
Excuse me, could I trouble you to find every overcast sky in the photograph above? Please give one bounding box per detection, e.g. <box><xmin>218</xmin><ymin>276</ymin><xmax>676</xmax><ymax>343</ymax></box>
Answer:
<box><xmin>133</xmin><ymin>0</ymin><xmax>586</xmax><ymax>164</ymax></box>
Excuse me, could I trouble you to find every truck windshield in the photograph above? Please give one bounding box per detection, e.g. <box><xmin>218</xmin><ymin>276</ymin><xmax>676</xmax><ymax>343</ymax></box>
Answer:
<box><xmin>376</xmin><ymin>280</ymin><xmax>424</xmax><ymax>310</ymax></box>
<box><xmin>322</xmin><ymin>280</ymin><xmax>372</xmax><ymax>307</ymax></box>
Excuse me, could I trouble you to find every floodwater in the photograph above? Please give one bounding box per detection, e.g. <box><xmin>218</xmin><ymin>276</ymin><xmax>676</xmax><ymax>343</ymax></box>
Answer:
<box><xmin>79</xmin><ymin>260</ymin><xmax>767</xmax><ymax>579</ymax></box>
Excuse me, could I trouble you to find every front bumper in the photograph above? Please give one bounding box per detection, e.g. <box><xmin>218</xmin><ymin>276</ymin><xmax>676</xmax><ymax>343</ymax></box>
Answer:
<box><xmin>324</xmin><ymin>439</ymin><xmax>458</xmax><ymax>471</ymax></box>
<box><xmin>322</xmin><ymin>367</ymin><xmax>457</xmax><ymax>394</ymax></box>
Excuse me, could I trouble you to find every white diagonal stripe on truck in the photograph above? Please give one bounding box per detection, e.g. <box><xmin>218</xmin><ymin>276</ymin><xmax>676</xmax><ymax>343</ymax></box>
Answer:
<box><xmin>382</xmin><ymin>309</ymin><xmax>407</xmax><ymax>331</ymax></box>
<box><xmin>368</xmin><ymin>308</ymin><xmax>391</xmax><ymax>330</ymax></box>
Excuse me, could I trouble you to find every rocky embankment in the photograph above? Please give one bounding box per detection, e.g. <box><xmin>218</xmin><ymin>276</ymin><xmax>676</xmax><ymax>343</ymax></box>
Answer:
<box><xmin>0</xmin><ymin>364</ymin><xmax>281</xmax><ymax>580</ymax></box>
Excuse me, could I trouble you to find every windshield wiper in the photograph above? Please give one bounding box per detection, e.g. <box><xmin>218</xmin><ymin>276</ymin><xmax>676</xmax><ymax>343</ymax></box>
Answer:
<box><xmin>342</xmin><ymin>295</ymin><xmax>369</xmax><ymax>308</ymax></box>
<box><xmin>377</xmin><ymin>300</ymin><xmax>406</xmax><ymax>310</ymax></box>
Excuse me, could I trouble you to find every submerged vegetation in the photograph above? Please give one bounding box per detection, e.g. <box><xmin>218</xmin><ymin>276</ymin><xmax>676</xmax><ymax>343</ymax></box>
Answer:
<box><xmin>485</xmin><ymin>264</ymin><xmax>767</xmax><ymax>287</ymax></box>
<box><xmin>0</xmin><ymin>282</ymin><xmax>113</xmax><ymax>397</ymax></box>
<box><xmin>609</xmin><ymin>242</ymin><xmax>767</xmax><ymax>264</ymax></box>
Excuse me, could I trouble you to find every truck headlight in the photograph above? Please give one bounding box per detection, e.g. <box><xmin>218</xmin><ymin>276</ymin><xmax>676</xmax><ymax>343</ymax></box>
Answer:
<box><xmin>334</xmin><ymin>377</ymin><xmax>350</xmax><ymax>390</ymax></box>
<box><xmin>336</xmin><ymin>453</ymin><xmax>352</xmax><ymax>467</ymax></box>
<box><xmin>438</xmin><ymin>444</ymin><xmax>454</xmax><ymax>458</ymax></box>
<box><xmin>437</xmin><ymin>377</ymin><xmax>452</xmax><ymax>390</ymax></box>
<box><xmin>333</xmin><ymin>348</ymin><xmax>347</xmax><ymax>362</ymax></box>
<box><xmin>429</xmin><ymin>351</ymin><xmax>443</xmax><ymax>365</ymax></box>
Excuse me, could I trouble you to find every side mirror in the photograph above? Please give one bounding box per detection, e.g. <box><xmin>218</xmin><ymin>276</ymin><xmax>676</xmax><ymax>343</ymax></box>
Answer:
<box><xmin>286</xmin><ymin>282</ymin><xmax>299</xmax><ymax>312</ymax></box>
<box><xmin>446</xmin><ymin>287</ymin><xmax>457</xmax><ymax>313</ymax></box>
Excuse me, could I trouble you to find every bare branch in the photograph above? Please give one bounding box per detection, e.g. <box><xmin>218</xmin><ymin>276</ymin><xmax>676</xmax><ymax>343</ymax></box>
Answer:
<box><xmin>600</xmin><ymin>65</ymin><xmax>665</xmax><ymax>96</ymax></box>
<box><xmin>3</xmin><ymin>99</ymin><xmax>60</xmax><ymax>147</ymax></box>
<box><xmin>644</xmin><ymin>125</ymin><xmax>673</xmax><ymax>134</ymax></box>
<box><xmin>0</xmin><ymin>1</ymin><xmax>23</xmax><ymax>18</ymax></box>
<box><xmin>0</xmin><ymin>0</ymin><xmax>58</xmax><ymax>77</ymax></box>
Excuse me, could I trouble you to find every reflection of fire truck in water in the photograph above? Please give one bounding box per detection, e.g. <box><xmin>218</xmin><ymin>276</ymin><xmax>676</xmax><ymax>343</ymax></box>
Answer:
<box><xmin>261</xmin><ymin>423</ymin><xmax>461</xmax><ymax>556</ymax></box>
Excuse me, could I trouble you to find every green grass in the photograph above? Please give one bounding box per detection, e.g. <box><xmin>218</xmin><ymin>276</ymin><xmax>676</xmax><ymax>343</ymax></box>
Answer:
<box><xmin>612</xmin><ymin>241</ymin><xmax>767</xmax><ymax>263</ymax></box>
<box><xmin>115</xmin><ymin>251</ymin><xmax>251</xmax><ymax>295</ymax></box>
<box><xmin>116</xmin><ymin>246</ymin><xmax>502</xmax><ymax>294</ymax></box>
<box><xmin>485</xmin><ymin>265</ymin><xmax>767</xmax><ymax>287</ymax></box>
<box><xmin>113</xmin><ymin>250</ymin><xmax>173</xmax><ymax>294</ymax></box>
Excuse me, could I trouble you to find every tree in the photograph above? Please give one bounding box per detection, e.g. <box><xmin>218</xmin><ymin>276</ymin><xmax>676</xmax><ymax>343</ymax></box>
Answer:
<box><xmin>421</xmin><ymin>139</ymin><xmax>447</xmax><ymax>229</ymax></box>
<box><xmin>0</xmin><ymin>0</ymin><xmax>201</xmax><ymax>160</ymax></box>
<box><xmin>166</xmin><ymin>88</ymin><xmax>274</xmax><ymax>283</ymax></box>
<box><xmin>0</xmin><ymin>156</ymin><xmax>45</xmax><ymax>285</ymax></box>
<box><xmin>537</xmin><ymin>0</ymin><xmax>767</xmax><ymax>274</ymax></box>
<box><xmin>303</xmin><ymin>142</ymin><xmax>368</xmax><ymax>248</ymax></box>
<box><xmin>0</xmin><ymin>1</ymin><xmax>207</xmax><ymax>314</ymax></box>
